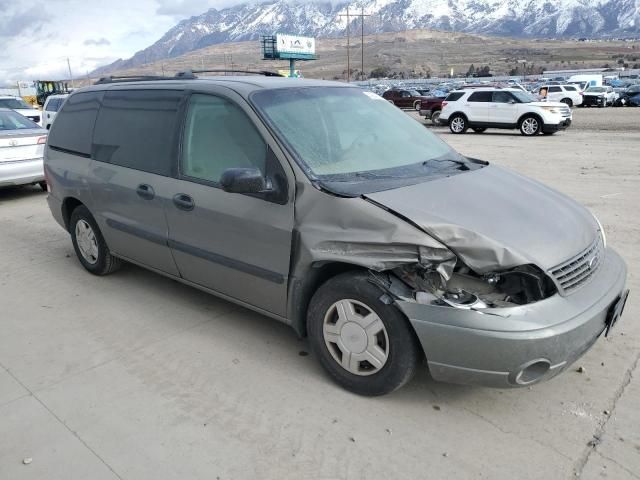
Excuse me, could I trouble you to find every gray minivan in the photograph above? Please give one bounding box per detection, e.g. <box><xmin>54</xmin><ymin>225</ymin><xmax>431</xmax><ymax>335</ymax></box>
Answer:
<box><xmin>44</xmin><ymin>74</ymin><xmax>629</xmax><ymax>395</ymax></box>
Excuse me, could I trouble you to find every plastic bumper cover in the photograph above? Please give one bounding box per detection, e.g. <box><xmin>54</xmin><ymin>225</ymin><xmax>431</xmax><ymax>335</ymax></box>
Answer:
<box><xmin>396</xmin><ymin>248</ymin><xmax>627</xmax><ymax>388</ymax></box>
<box><xmin>0</xmin><ymin>158</ymin><xmax>44</xmax><ymax>187</ymax></box>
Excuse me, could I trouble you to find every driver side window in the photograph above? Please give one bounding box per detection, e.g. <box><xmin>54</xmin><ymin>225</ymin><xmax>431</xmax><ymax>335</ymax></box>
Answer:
<box><xmin>182</xmin><ymin>94</ymin><xmax>267</xmax><ymax>184</ymax></box>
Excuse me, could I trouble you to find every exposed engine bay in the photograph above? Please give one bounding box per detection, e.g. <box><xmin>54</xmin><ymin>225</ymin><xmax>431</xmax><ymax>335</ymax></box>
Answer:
<box><xmin>371</xmin><ymin>258</ymin><xmax>558</xmax><ymax>311</ymax></box>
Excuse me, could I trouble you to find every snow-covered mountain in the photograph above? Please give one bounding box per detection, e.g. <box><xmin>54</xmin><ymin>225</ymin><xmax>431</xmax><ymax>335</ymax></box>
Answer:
<box><xmin>98</xmin><ymin>0</ymin><xmax>639</xmax><ymax>72</ymax></box>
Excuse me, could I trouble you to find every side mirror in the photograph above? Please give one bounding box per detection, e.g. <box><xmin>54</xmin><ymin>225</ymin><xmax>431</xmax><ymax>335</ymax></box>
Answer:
<box><xmin>220</xmin><ymin>168</ymin><xmax>266</xmax><ymax>194</ymax></box>
<box><xmin>508</xmin><ymin>99</ymin><xmax>516</xmax><ymax>104</ymax></box>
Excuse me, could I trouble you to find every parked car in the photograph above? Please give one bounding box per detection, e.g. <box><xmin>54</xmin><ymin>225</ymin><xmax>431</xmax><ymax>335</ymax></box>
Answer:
<box><xmin>0</xmin><ymin>96</ymin><xmax>43</xmax><ymax>126</ymax></box>
<box><xmin>581</xmin><ymin>86</ymin><xmax>617</xmax><ymax>107</ymax></box>
<box><xmin>0</xmin><ymin>108</ymin><xmax>48</xmax><ymax>189</ymax></box>
<box><xmin>613</xmin><ymin>85</ymin><xmax>640</xmax><ymax>107</ymax></box>
<box><xmin>534</xmin><ymin>85</ymin><xmax>583</xmax><ymax>107</ymax></box>
<box><xmin>381</xmin><ymin>89</ymin><xmax>429</xmax><ymax>110</ymax></box>
<box><xmin>440</xmin><ymin>88</ymin><xmax>572</xmax><ymax>136</ymax></box>
<box><xmin>44</xmin><ymin>76</ymin><xmax>628</xmax><ymax>395</ymax></box>
<box><xmin>42</xmin><ymin>94</ymin><xmax>69</xmax><ymax>129</ymax></box>
<box><xmin>418</xmin><ymin>90</ymin><xmax>448</xmax><ymax>124</ymax></box>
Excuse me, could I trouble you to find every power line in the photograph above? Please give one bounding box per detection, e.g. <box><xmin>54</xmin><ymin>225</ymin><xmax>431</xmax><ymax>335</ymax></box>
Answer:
<box><xmin>339</xmin><ymin>8</ymin><xmax>371</xmax><ymax>82</ymax></box>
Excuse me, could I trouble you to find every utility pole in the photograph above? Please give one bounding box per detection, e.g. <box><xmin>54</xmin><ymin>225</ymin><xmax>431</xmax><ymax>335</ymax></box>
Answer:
<box><xmin>340</xmin><ymin>8</ymin><xmax>371</xmax><ymax>82</ymax></box>
<box><xmin>67</xmin><ymin>58</ymin><xmax>75</xmax><ymax>88</ymax></box>
<box><xmin>339</xmin><ymin>7</ymin><xmax>351</xmax><ymax>82</ymax></box>
<box><xmin>360</xmin><ymin>8</ymin><xmax>371</xmax><ymax>81</ymax></box>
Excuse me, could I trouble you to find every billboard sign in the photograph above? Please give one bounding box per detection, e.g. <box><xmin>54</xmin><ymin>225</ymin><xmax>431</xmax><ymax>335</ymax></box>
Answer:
<box><xmin>276</xmin><ymin>34</ymin><xmax>315</xmax><ymax>56</ymax></box>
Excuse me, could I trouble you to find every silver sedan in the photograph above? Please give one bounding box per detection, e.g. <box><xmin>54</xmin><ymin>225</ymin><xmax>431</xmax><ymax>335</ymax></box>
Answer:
<box><xmin>0</xmin><ymin>108</ymin><xmax>48</xmax><ymax>190</ymax></box>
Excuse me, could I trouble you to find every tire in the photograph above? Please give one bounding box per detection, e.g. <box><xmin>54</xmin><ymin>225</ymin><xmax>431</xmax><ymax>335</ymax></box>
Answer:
<box><xmin>449</xmin><ymin>114</ymin><xmax>468</xmax><ymax>134</ymax></box>
<box><xmin>38</xmin><ymin>181</ymin><xmax>47</xmax><ymax>192</ymax></box>
<box><xmin>472</xmin><ymin>127</ymin><xmax>486</xmax><ymax>133</ymax></box>
<box><xmin>307</xmin><ymin>272</ymin><xmax>421</xmax><ymax>396</ymax></box>
<box><xmin>70</xmin><ymin>205</ymin><xmax>122</xmax><ymax>275</ymax></box>
<box><xmin>431</xmin><ymin>110</ymin><xmax>441</xmax><ymax>125</ymax></box>
<box><xmin>519</xmin><ymin>115</ymin><xmax>542</xmax><ymax>136</ymax></box>
<box><xmin>560</xmin><ymin>98</ymin><xmax>573</xmax><ymax>107</ymax></box>
<box><xmin>413</xmin><ymin>100</ymin><xmax>421</xmax><ymax>111</ymax></box>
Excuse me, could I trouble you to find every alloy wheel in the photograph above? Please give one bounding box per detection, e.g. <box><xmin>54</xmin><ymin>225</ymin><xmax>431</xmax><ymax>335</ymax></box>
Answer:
<box><xmin>521</xmin><ymin>117</ymin><xmax>539</xmax><ymax>135</ymax></box>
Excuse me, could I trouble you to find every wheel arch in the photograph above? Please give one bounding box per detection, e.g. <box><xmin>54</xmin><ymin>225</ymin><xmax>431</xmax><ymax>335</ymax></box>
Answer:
<box><xmin>61</xmin><ymin>197</ymin><xmax>85</xmax><ymax>232</ymax></box>
<box><xmin>448</xmin><ymin>111</ymin><xmax>468</xmax><ymax>123</ymax></box>
<box><xmin>288</xmin><ymin>261</ymin><xmax>369</xmax><ymax>338</ymax></box>
<box><xmin>517</xmin><ymin>112</ymin><xmax>544</xmax><ymax>127</ymax></box>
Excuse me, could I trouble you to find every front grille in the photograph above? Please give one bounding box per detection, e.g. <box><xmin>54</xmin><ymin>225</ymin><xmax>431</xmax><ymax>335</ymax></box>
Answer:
<box><xmin>28</xmin><ymin>115</ymin><xmax>40</xmax><ymax>123</ymax></box>
<box><xmin>550</xmin><ymin>237</ymin><xmax>603</xmax><ymax>295</ymax></box>
<box><xmin>560</xmin><ymin>106</ymin><xmax>571</xmax><ymax>117</ymax></box>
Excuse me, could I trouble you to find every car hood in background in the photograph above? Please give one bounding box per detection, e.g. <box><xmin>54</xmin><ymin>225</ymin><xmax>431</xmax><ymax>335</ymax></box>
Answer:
<box><xmin>364</xmin><ymin>165</ymin><xmax>597</xmax><ymax>273</ymax></box>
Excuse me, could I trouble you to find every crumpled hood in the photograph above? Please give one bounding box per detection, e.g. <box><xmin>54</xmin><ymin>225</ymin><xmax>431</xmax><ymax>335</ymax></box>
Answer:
<box><xmin>364</xmin><ymin>165</ymin><xmax>597</xmax><ymax>273</ymax></box>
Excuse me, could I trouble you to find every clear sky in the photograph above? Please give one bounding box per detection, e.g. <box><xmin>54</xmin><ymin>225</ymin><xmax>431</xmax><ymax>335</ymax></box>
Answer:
<box><xmin>0</xmin><ymin>0</ymin><xmax>221</xmax><ymax>84</ymax></box>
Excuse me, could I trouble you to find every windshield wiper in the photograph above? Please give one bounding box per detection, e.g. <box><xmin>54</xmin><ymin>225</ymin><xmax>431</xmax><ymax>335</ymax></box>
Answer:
<box><xmin>423</xmin><ymin>158</ymin><xmax>470</xmax><ymax>171</ymax></box>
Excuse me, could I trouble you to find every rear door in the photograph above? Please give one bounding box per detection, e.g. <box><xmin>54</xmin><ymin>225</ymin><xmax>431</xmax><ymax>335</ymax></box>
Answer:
<box><xmin>464</xmin><ymin>91</ymin><xmax>491</xmax><ymax>123</ymax></box>
<box><xmin>86</xmin><ymin>89</ymin><xmax>183</xmax><ymax>275</ymax></box>
<box><xmin>547</xmin><ymin>86</ymin><xmax>563</xmax><ymax>102</ymax></box>
<box><xmin>164</xmin><ymin>90</ymin><xmax>295</xmax><ymax>316</ymax></box>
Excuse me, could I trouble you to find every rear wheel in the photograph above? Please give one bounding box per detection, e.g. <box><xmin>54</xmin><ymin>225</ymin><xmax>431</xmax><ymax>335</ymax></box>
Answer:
<box><xmin>449</xmin><ymin>114</ymin><xmax>468</xmax><ymax>134</ymax></box>
<box><xmin>431</xmin><ymin>110</ymin><xmax>441</xmax><ymax>125</ymax></box>
<box><xmin>519</xmin><ymin>115</ymin><xmax>542</xmax><ymax>136</ymax></box>
<box><xmin>413</xmin><ymin>100</ymin><xmax>421</xmax><ymax>110</ymax></box>
<box><xmin>70</xmin><ymin>205</ymin><xmax>122</xmax><ymax>275</ymax></box>
<box><xmin>472</xmin><ymin>127</ymin><xmax>486</xmax><ymax>133</ymax></box>
<box><xmin>307</xmin><ymin>272</ymin><xmax>421</xmax><ymax>396</ymax></box>
<box><xmin>560</xmin><ymin>98</ymin><xmax>573</xmax><ymax>107</ymax></box>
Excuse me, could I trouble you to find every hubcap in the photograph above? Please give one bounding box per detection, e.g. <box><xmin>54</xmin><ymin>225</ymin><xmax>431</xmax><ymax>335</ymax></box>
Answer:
<box><xmin>75</xmin><ymin>219</ymin><xmax>99</xmax><ymax>264</ymax></box>
<box><xmin>322</xmin><ymin>299</ymin><xmax>389</xmax><ymax>376</ymax></box>
<box><xmin>451</xmin><ymin>117</ymin><xmax>464</xmax><ymax>132</ymax></box>
<box><xmin>522</xmin><ymin>118</ymin><xmax>538</xmax><ymax>135</ymax></box>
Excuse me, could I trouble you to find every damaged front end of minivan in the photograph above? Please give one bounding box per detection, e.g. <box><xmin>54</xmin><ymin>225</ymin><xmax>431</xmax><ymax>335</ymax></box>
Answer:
<box><xmin>289</xmin><ymin>182</ymin><xmax>627</xmax><ymax>388</ymax></box>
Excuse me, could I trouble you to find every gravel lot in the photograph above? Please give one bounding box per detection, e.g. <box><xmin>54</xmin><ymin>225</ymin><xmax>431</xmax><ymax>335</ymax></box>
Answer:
<box><xmin>1</xmin><ymin>107</ymin><xmax>638</xmax><ymax>480</ymax></box>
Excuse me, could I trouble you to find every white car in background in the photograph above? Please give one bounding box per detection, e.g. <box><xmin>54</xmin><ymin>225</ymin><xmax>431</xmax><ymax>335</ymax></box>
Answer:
<box><xmin>0</xmin><ymin>108</ymin><xmax>48</xmax><ymax>190</ymax></box>
<box><xmin>440</xmin><ymin>87</ymin><xmax>572</xmax><ymax>136</ymax></box>
<box><xmin>581</xmin><ymin>86</ymin><xmax>618</xmax><ymax>107</ymax></box>
<box><xmin>42</xmin><ymin>94</ymin><xmax>69</xmax><ymax>130</ymax></box>
<box><xmin>534</xmin><ymin>85</ymin><xmax>583</xmax><ymax>107</ymax></box>
<box><xmin>0</xmin><ymin>96</ymin><xmax>43</xmax><ymax>126</ymax></box>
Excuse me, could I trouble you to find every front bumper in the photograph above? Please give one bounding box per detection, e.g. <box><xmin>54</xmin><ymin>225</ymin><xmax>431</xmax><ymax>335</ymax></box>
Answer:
<box><xmin>543</xmin><ymin>118</ymin><xmax>572</xmax><ymax>133</ymax></box>
<box><xmin>0</xmin><ymin>158</ymin><xmax>44</xmax><ymax>187</ymax></box>
<box><xmin>582</xmin><ymin>96</ymin><xmax>605</xmax><ymax>107</ymax></box>
<box><xmin>397</xmin><ymin>248</ymin><xmax>628</xmax><ymax>388</ymax></box>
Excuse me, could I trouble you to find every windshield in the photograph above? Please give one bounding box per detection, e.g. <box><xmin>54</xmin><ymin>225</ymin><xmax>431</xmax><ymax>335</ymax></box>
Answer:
<box><xmin>0</xmin><ymin>110</ymin><xmax>40</xmax><ymax>130</ymax></box>
<box><xmin>251</xmin><ymin>87</ymin><xmax>481</xmax><ymax>195</ymax></box>
<box><xmin>512</xmin><ymin>91</ymin><xmax>536</xmax><ymax>103</ymax></box>
<box><xmin>586</xmin><ymin>87</ymin><xmax>605</xmax><ymax>92</ymax></box>
<box><xmin>0</xmin><ymin>98</ymin><xmax>32</xmax><ymax>109</ymax></box>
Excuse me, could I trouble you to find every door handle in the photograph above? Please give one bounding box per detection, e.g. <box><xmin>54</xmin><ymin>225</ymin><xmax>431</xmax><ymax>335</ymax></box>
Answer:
<box><xmin>173</xmin><ymin>193</ymin><xmax>194</xmax><ymax>211</ymax></box>
<box><xmin>136</xmin><ymin>184</ymin><xmax>155</xmax><ymax>200</ymax></box>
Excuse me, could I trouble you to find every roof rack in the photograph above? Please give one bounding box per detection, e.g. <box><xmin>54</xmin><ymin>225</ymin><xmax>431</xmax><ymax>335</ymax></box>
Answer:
<box><xmin>174</xmin><ymin>69</ymin><xmax>284</xmax><ymax>79</ymax></box>
<box><xmin>94</xmin><ymin>75</ymin><xmax>170</xmax><ymax>85</ymax></box>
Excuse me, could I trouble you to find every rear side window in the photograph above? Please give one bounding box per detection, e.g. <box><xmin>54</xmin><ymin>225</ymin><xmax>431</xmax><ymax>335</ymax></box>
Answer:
<box><xmin>92</xmin><ymin>90</ymin><xmax>183</xmax><ymax>176</ymax></box>
<box><xmin>45</xmin><ymin>99</ymin><xmax>59</xmax><ymax>111</ymax></box>
<box><xmin>548</xmin><ymin>86</ymin><xmax>562</xmax><ymax>93</ymax></box>
<box><xmin>467</xmin><ymin>91</ymin><xmax>492</xmax><ymax>102</ymax></box>
<box><xmin>445</xmin><ymin>92</ymin><xmax>464</xmax><ymax>102</ymax></box>
<box><xmin>564</xmin><ymin>86</ymin><xmax>577</xmax><ymax>92</ymax></box>
<box><xmin>48</xmin><ymin>92</ymin><xmax>102</xmax><ymax>156</ymax></box>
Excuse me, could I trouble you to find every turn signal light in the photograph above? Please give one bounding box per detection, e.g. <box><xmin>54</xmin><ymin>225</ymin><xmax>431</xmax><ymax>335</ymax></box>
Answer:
<box><xmin>37</xmin><ymin>136</ymin><xmax>47</xmax><ymax>145</ymax></box>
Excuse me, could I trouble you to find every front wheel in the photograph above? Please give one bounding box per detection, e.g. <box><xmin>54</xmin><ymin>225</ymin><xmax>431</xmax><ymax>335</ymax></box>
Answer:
<box><xmin>449</xmin><ymin>114</ymin><xmax>468</xmax><ymax>134</ymax></box>
<box><xmin>307</xmin><ymin>272</ymin><xmax>421</xmax><ymax>396</ymax></box>
<box><xmin>70</xmin><ymin>205</ymin><xmax>122</xmax><ymax>275</ymax></box>
<box><xmin>519</xmin><ymin>115</ymin><xmax>542</xmax><ymax>136</ymax></box>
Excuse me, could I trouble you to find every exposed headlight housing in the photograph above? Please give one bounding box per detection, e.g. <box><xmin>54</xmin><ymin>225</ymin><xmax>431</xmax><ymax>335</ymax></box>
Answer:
<box><xmin>540</xmin><ymin>106</ymin><xmax>561</xmax><ymax>114</ymax></box>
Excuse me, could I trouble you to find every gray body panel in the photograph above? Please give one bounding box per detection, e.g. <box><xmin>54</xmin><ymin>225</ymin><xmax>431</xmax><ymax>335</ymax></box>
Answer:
<box><xmin>43</xmin><ymin>76</ymin><xmax>629</xmax><ymax>389</ymax></box>
<box><xmin>364</xmin><ymin>164</ymin><xmax>598</xmax><ymax>273</ymax></box>
<box><xmin>87</xmin><ymin>162</ymin><xmax>180</xmax><ymax>276</ymax></box>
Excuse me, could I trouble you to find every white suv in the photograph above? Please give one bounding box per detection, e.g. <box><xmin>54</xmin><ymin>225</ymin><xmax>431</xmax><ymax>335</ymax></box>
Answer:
<box><xmin>535</xmin><ymin>84</ymin><xmax>583</xmax><ymax>107</ymax></box>
<box><xmin>440</xmin><ymin>88</ymin><xmax>572</xmax><ymax>136</ymax></box>
<box><xmin>0</xmin><ymin>96</ymin><xmax>43</xmax><ymax>126</ymax></box>
<box><xmin>42</xmin><ymin>94</ymin><xmax>69</xmax><ymax>129</ymax></box>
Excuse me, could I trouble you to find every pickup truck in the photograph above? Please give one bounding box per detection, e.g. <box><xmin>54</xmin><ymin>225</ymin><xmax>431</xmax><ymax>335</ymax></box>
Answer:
<box><xmin>418</xmin><ymin>91</ymin><xmax>448</xmax><ymax>124</ymax></box>
<box><xmin>381</xmin><ymin>89</ymin><xmax>430</xmax><ymax>111</ymax></box>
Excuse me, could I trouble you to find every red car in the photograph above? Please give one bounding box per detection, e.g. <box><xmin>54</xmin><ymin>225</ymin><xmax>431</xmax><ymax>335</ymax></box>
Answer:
<box><xmin>418</xmin><ymin>91</ymin><xmax>450</xmax><ymax>124</ymax></box>
<box><xmin>382</xmin><ymin>89</ymin><xmax>429</xmax><ymax>110</ymax></box>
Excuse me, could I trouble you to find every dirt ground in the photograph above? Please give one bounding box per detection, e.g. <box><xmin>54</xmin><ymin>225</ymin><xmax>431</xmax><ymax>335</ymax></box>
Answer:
<box><xmin>0</xmin><ymin>107</ymin><xmax>638</xmax><ymax>480</ymax></box>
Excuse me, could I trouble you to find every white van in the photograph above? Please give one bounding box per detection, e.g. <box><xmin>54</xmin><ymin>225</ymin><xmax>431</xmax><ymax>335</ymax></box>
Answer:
<box><xmin>567</xmin><ymin>75</ymin><xmax>602</xmax><ymax>89</ymax></box>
